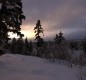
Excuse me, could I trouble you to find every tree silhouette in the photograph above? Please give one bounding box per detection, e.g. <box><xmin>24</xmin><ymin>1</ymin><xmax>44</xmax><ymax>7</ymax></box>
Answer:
<box><xmin>10</xmin><ymin>37</ymin><xmax>17</xmax><ymax>54</ymax></box>
<box><xmin>34</xmin><ymin>20</ymin><xmax>44</xmax><ymax>57</ymax></box>
<box><xmin>54</xmin><ymin>31</ymin><xmax>64</xmax><ymax>45</ymax></box>
<box><xmin>24</xmin><ymin>37</ymin><xmax>29</xmax><ymax>55</ymax></box>
<box><xmin>82</xmin><ymin>39</ymin><xmax>86</xmax><ymax>53</ymax></box>
<box><xmin>0</xmin><ymin>0</ymin><xmax>25</xmax><ymax>44</ymax></box>
<box><xmin>58</xmin><ymin>31</ymin><xmax>64</xmax><ymax>44</ymax></box>
<box><xmin>54</xmin><ymin>34</ymin><xmax>59</xmax><ymax>44</ymax></box>
<box><xmin>54</xmin><ymin>31</ymin><xmax>69</xmax><ymax>60</ymax></box>
<box><xmin>16</xmin><ymin>38</ymin><xmax>25</xmax><ymax>54</ymax></box>
<box><xmin>28</xmin><ymin>40</ymin><xmax>33</xmax><ymax>55</ymax></box>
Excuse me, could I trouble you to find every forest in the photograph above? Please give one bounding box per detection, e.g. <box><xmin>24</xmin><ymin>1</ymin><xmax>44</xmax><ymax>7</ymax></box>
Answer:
<box><xmin>0</xmin><ymin>0</ymin><xmax>86</xmax><ymax>80</ymax></box>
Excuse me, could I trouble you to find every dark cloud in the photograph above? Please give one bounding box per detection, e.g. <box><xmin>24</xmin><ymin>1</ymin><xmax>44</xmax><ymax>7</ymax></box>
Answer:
<box><xmin>22</xmin><ymin>0</ymin><xmax>86</xmax><ymax>40</ymax></box>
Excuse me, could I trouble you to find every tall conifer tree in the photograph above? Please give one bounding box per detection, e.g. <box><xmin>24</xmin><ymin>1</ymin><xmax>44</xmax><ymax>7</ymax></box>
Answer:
<box><xmin>0</xmin><ymin>0</ymin><xmax>25</xmax><ymax>44</ymax></box>
<box><xmin>34</xmin><ymin>20</ymin><xmax>44</xmax><ymax>57</ymax></box>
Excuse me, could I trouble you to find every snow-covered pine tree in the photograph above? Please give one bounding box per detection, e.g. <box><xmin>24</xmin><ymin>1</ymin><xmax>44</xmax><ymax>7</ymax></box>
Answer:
<box><xmin>54</xmin><ymin>31</ymin><xmax>69</xmax><ymax>60</ymax></box>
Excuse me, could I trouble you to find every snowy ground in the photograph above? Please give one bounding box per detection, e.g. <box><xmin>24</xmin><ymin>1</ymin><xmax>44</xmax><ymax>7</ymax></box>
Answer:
<box><xmin>0</xmin><ymin>54</ymin><xmax>83</xmax><ymax>80</ymax></box>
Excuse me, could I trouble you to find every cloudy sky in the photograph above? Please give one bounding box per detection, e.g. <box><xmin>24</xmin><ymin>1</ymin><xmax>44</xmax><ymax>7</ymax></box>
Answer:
<box><xmin>20</xmin><ymin>0</ymin><xmax>86</xmax><ymax>40</ymax></box>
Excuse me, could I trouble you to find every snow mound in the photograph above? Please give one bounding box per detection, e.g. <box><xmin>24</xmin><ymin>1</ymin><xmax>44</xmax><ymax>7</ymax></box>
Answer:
<box><xmin>0</xmin><ymin>54</ymin><xmax>78</xmax><ymax>80</ymax></box>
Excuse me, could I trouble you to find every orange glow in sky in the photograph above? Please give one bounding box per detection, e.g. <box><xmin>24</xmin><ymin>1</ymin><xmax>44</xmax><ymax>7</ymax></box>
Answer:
<box><xmin>8</xmin><ymin>25</ymin><xmax>35</xmax><ymax>39</ymax></box>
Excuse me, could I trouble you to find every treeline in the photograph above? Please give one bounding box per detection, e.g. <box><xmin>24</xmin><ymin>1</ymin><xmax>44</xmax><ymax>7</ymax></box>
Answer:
<box><xmin>9</xmin><ymin>37</ymin><xmax>33</xmax><ymax>55</ymax></box>
<box><xmin>0</xmin><ymin>0</ymin><xmax>86</xmax><ymax>67</ymax></box>
<box><xmin>0</xmin><ymin>16</ymin><xmax>86</xmax><ymax>66</ymax></box>
<box><xmin>5</xmin><ymin>31</ymin><xmax>86</xmax><ymax>66</ymax></box>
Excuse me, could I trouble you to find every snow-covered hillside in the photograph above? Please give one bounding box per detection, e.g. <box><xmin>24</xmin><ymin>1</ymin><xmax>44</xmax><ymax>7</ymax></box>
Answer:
<box><xmin>0</xmin><ymin>54</ymin><xmax>83</xmax><ymax>80</ymax></box>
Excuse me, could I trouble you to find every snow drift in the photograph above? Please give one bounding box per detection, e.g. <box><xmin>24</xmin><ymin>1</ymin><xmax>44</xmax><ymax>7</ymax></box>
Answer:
<box><xmin>0</xmin><ymin>54</ymin><xmax>79</xmax><ymax>80</ymax></box>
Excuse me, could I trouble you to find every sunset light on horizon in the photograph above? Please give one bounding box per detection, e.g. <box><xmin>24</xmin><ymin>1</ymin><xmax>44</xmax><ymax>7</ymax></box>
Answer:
<box><xmin>9</xmin><ymin>0</ymin><xmax>86</xmax><ymax>40</ymax></box>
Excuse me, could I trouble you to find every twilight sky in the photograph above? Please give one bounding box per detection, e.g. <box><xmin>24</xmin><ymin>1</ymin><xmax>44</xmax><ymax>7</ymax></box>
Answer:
<box><xmin>19</xmin><ymin>0</ymin><xmax>86</xmax><ymax>40</ymax></box>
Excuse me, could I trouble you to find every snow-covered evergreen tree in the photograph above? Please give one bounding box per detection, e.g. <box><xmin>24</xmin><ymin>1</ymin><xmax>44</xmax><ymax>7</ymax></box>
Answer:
<box><xmin>54</xmin><ymin>31</ymin><xmax>69</xmax><ymax>60</ymax></box>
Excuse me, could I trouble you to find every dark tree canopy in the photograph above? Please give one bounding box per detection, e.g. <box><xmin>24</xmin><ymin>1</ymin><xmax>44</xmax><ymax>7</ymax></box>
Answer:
<box><xmin>54</xmin><ymin>34</ymin><xmax>59</xmax><ymax>44</ymax></box>
<box><xmin>24</xmin><ymin>37</ymin><xmax>29</xmax><ymax>55</ymax></box>
<box><xmin>54</xmin><ymin>31</ymin><xmax>65</xmax><ymax>44</ymax></box>
<box><xmin>10</xmin><ymin>37</ymin><xmax>17</xmax><ymax>54</ymax></box>
<box><xmin>82</xmin><ymin>39</ymin><xmax>86</xmax><ymax>53</ymax></box>
<box><xmin>28</xmin><ymin>40</ymin><xmax>33</xmax><ymax>55</ymax></box>
<box><xmin>0</xmin><ymin>0</ymin><xmax>25</xmax><ymax>43</ymax></box>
